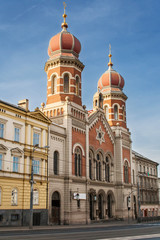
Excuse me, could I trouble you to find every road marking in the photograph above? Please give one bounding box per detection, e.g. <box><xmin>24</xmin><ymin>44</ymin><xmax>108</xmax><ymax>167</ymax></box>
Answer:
<box><xmin>98</xmin><ymin>233</ymin><xmax>160</xmax><ymax>240</ymax></box>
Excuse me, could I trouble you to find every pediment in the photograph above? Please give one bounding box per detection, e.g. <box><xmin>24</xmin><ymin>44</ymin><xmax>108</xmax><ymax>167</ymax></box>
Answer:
<box><xmin>88</xmin><ymin>109</ymin><xmax>115</xmax><ymax>144</ymax></box>
<box><xmin>0</xmin><ymin>144</ymin><xmax>8</xmax><ymax>153</ymax></box>
<box><xmin>10</xmin><ymin>147</ymin><xmax>23</xmax><ymax>157</ymax></box>
<box><xmin>27</xmin><ymin>109</ymin><xmax>51</xmax><ymax>124</ymax></box>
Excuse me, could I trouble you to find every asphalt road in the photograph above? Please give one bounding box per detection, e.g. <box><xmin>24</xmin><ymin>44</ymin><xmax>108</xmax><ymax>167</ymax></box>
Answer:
<box><xmin>0</xmin><ymin>223</ymin><xmax>160</xmax><ymax>240</ymax></box>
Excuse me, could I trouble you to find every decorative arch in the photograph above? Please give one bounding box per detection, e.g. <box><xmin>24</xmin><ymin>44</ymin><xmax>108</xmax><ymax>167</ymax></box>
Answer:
<box><xmin>62</xmin><ymin>71</ymin><xmax>72</xmax><ymax>79</ymax></box>
<box><xmin>124</xmin><ymin>158</ymin><xmax>130</xmax><ymax>167</ymax></box>
<box><xmin>73</xmin><ymin>143</ymin><xmax>85</xmax><ymax>156</ymax></box>
<box><xmin>112</xmin><ymin>103</ymin><xmax>121</xmax><ymax>108</ymax></box>
<box><xmin>96</xmin><ymin>148</ymin><xmax>105</xmax><ymax>157</ymax></box>
<box><xmin>105</xmin><ymin>151</ymin><xmax>114</xmax><ymax>162</ymax></box>
<box><xmin>97</xmin><ymin>189</ymin><xmax>106</xmax><ymax>198</ymax></box>
<box><xmin>106</xmin><ymin>190</ymin><xmax>115</xmax><ymax>202</ymax></box>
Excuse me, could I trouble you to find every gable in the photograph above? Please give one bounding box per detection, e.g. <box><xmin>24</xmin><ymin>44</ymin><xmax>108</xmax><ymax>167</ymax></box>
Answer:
<box><xmin>89</xmin><ymin>110</ymin><xmax>115</xmax><ymax>155</ymax></box>
<box><xmin>10</xmin><ymin>147</ymin><xmax>23</xmax><ymax>157</ymax></box>
<box><xmin>89</xmin><ymin>110</ymin><xmax>115</xmax><ymax>144</ymax></box>
<box><xmin>27</xmin><ymin>109</ymin><xmax>51</xmax><ymax>124</ymax></box>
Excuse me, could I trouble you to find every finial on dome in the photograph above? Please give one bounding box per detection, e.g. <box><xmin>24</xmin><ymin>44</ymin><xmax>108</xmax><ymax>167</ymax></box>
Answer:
<box><xmin>108</xmin><ymin>44</ymin><xmax>113</xmax><ymax>67</ymax></box>
<box><xmin>61</xmin><ymin>2</ymin><xmax>68</xmax><ymax>30</ymax></box>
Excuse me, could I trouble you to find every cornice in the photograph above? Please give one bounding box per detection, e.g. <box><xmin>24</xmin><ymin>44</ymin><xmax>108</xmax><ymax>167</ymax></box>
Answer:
<box><xmin>45</xmin><ymin>56</ymin><xmax>85</xmax><ymax>72</ymax></box>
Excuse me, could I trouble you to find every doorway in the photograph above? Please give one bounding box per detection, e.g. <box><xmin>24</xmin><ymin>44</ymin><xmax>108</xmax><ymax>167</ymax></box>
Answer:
<box><xmin>89</xmin><ymin>193</ymin><xmax>94</xmax><ymax>220</ymax></box>
<box><xmin>98</xmin><ymin>194</ymin><xmax>103</xmax><ymax>219</ymax></box>
<box><xmin>52</xmin><ymin>191</ymin><xmax>60</xmax><ymax>224</ymax></box>
<box><xmin>107</xmin><ymin>194</ymin><xmax>112</xmax><ymax>218</ymax></box>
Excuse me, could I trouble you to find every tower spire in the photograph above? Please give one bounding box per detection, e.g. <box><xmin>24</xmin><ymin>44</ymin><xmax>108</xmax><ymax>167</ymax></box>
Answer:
<box><xmin>108</xmin><ymin>44</ymin><xmax>113</xmax><ymax>67</ymax></box>
<box><xmin>61</xmin><ymin>2</ymin><xmax>68</xmax><ymax>30</ymax></box>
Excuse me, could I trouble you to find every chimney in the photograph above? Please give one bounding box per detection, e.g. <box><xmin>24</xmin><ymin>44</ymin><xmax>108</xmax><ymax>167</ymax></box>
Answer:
<box><xmin>18</xmin><ymin>99</ymin><xmax>29</xmax><ymax>111</ymax></box>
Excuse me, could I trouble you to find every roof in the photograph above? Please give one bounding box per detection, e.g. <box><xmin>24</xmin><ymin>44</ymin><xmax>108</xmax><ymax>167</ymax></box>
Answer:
<box><xmin>0</xmin><ymin>99</ymin><xmax>27</xmax><ymax>112</ymax></box>
<box><xmin>132</xmin><ymin>150</ymin><xmax>159</xmax><ymax>165</ymax></box>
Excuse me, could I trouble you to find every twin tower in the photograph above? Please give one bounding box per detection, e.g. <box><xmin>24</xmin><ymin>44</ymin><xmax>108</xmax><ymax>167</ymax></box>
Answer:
<box><xmin>42</xmin><ymin>10</ymin><xmax>127</xmax><ymax>130</ymax></box>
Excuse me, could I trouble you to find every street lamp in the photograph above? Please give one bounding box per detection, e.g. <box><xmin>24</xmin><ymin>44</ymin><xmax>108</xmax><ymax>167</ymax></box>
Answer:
<box><xmin>29</xmin><ymin>144</ymin><xmax>49</xmax><ymax>229</ymax></box>
<box><xmin>29</xmin><ymin>144</ymin><xmax>39</xmax><ymax>229</ymax></box>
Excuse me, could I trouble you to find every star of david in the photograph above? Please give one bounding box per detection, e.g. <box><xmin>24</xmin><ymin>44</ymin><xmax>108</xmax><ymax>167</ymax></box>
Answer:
<box><xmin>96</xmin><ymin>126</ymin><xmax>105</xmax><ymax>145</ymax></box>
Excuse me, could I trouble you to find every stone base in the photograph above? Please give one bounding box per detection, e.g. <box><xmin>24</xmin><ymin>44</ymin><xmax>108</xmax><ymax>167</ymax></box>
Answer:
<box><xmin>0</xmin><ymin>209</ymin><xmax>48</xmax><ymax>227</ymax></box>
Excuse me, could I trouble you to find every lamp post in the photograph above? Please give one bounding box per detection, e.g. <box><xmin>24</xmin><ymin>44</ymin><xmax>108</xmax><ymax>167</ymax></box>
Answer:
<box><xmin>29</xmin><ymin>144</ymin><xmax>49</xmax><ymax>229</ymax></box>
<box><xmin>29</xmin><ymin>144</ymin><xmax>39</xmax><ymax>229</ymax></box>
<box><xmin>29</xmin><ymin>144</ymin><xmax>38</xmax><ymax>229</ymax></box>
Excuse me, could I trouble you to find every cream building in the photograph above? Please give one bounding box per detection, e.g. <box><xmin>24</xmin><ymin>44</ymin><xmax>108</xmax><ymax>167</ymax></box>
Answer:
<box><xmin>0</xmin><ymin>99</ymin><xmax>51</xmax><ymax>226</ymax></box>
<box><xmin>133</xmin><ymin>151</ymin><xmax>159</xmax><ymax>218</ymax></box>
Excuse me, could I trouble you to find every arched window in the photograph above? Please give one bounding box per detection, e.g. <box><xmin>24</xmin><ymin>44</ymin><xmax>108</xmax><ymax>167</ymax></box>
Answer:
<box><xmin>96</xmin><ymin>153</ymin><xmax>102</xmax><ymax>181</ymax></box>
<box><xmin>98</xmin><ymin>161</ymin><xmax>101</xmax><ymax>180</ymax></box>
<box><xmin>105</xmin><ymin>106</ymin><xmax>109</xmax><ymax>120</ymax></box>
<box><xmin>89</xmin><ymin>150</ymin><xmax>93</xmax><ymax>180</ymax></box>
<box><xmin>122</xmin><ymin>106</ymin><xmax>125</xmax><ymax>121</ymax></box>
<box><xmin>74</xmin><ymin>147</ymin><xmax>81</xmax><ymax>176</ymax></box>
<box><xmin>124</xmin><ymin>161</ymin><xmax>129</xmax><ymax>183</ymax></box>
<box><xmin>51</xmin><ymin>75</ymin><xmax>57</xmax><ymax>94</ymax></box>
<box><xmin>105</xmin><ymin>156</ymin><xmax>110</xmax><ymax>182</ymax></box>
<box><xmin>64</xmin><ymin>73</ymin><xmax>69</xmax><ymax>93</ymax></box>
<box><xmin>114</xmin><ymin>105</ymin><xmax>118</xmax><ymax>120</ymax></box>
<box><xmin>76</xmin><ymin>76</ymin><xmax>79</xmax><ymax>96</ymax></box>
<box><xmin>11</xmin><ymin>188</ymin><xmax>18</xmax><ymax>205</ymax></box>
<box><xmin>54</xmin><ymin>151</ymin><xmax>59</xmax><ymax>175</ymax></box>
<box><xmin>33</xmin><ymin>189</ymin><xmax>39</xmax><ymax>205</ymax></box>
<box><xmin>95</xmin><ymin>100</ymin><xmax>98</xmax><ymax>106</ymax></box>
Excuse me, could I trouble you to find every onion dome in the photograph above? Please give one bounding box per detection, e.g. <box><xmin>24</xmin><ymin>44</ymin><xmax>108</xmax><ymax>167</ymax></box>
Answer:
<box><xmin>98</xmin><ymin>47</ymin><xmax>125</xmax><ymax>90</ymax></box>
<box><xmin>48</xmin><ymin>4</ymin><xmax>81</xmax><ymax>58</ymax></box>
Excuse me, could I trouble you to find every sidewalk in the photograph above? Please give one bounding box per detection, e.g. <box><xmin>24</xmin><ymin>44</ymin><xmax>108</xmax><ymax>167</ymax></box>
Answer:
<box><xmin>0</xmin><ymin>220</ymin><xmax>137</xmax><ymax>232</ymax></box>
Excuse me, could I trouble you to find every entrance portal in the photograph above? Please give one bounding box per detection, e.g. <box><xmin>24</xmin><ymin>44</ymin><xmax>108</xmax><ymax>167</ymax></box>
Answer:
<box><xmin>52</xmin><ymin>191</ymin><xmax>60</xmax><ymax>225</ymax></box>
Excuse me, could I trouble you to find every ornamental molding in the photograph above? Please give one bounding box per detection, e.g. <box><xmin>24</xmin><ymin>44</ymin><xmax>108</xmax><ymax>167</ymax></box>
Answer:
<box><xmin>72</xmin><ymin>119</ymin><xmax>86</xmax><ymax>130</ymax></box>
<box><xmin>96</xmin><ymin>126</ymin><xmax>105</xmax><ymax>145</ymax></box>
<box><xmin>89</xmin><ymin>110</ymin><xmax>115</xmax><ymax>144</ymax></box>
<box><xmin>45</xmin><ymin>57</ymin><xmax>84</xmax><ymax>72</ymax></box>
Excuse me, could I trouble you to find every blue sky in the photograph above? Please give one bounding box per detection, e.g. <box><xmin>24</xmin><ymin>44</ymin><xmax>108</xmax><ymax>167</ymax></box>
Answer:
<box><xmin>0</xmin><ymin>0</ymin><xmax>160</xmax><ymax>172</ymax></box>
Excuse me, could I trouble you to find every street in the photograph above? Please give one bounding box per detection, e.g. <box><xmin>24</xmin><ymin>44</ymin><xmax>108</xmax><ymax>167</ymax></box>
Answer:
<box><xmin>0</xmin><ymin>222</ymin><xmax>160</xmax><ymax>240</ymax></box>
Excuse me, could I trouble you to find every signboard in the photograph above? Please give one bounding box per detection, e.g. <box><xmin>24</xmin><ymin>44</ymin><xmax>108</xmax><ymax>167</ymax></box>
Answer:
<box><xmin>73</xmin><ymin>193</ymin><xmax>86</xmax><ymax>200</ymax></box>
